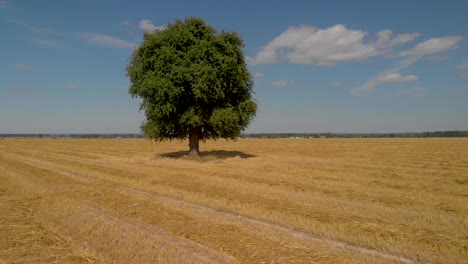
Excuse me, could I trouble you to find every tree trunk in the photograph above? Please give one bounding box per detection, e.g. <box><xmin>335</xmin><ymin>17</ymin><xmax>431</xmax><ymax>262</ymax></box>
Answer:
<box><xmin>188</xmin><ymin>126</ymin><xmax>200</xmax><ymax>156</ymax></box>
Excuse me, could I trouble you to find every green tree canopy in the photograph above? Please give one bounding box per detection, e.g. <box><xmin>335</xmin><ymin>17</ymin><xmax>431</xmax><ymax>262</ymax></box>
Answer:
<box><xmin>127</xmin><ymin>17</ymin><xmax>257</xmax><ymax>156</ymax></box>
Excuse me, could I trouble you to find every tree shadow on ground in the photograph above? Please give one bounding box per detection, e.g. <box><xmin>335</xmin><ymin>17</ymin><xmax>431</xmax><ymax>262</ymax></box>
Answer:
<box><xmin>156</xmin><ymin>150</ymin><xmax>256</xmax><ymax>160</ymax></box>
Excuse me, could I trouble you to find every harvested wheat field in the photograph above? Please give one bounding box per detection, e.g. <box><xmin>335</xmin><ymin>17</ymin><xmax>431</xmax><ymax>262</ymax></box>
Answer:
<box><xmin>0</xmin><ymin>138</ymin><xmax>467</xmax><ymax>263</ymax></box>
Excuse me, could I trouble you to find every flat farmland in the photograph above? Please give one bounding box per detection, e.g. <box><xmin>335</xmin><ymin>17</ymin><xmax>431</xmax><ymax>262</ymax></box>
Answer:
<box><xmin>0</xmin><ymin>138</ymin><xmax>467</xmax><ymax>263</ymax></box>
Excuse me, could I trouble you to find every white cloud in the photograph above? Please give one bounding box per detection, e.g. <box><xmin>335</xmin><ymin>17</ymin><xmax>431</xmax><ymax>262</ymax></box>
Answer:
<box><xmin>378</xmin><ymin>73</ymin><xmax>419</xmax><ymax>83</ymax></box>
<box><xmin>66</xmin><ymin>84</ymin><xmax>78</xmax><ymax>89</ymax></box>
<box><xmin>138</xmin><ymin>19</ymin><xmax>166</xmax><ymax>32</ymax></box>
<box><xmin>350</xmin><ymin>57</ymin><xmax>419</xmax><ymax>95</ymax></box>
<box><xmin>249</xmin><ymin>24</ymin><xmax>419</xmax><ymax>66</ymax></box>
<box><xmin>254</xmin><ymin>72</ymin><xmax>264</xmax><ymax>78</ymax></box>
<box><xmin>245</xmin><ymin>56</ymin><xmax>255</xmax><ymax>65</ymax></box>
<box><xmin>400</xmin><ymin>36</ymin><xmax>463</xmax><ymax>57</ymax></box>
<box><xmin>351</xmin><ymin>35</ymin><xmax>462</xmax><ymax>96</ymax></box>
<box><xmin>375</xmin><ymin>29</ymin><xmax>392</xmax><ymax>48</ymax></box>
<box><xmin>426</xmin><ymin>56</ymin><xmax>451</xmax><ymax>61</ymax></box>
<box><xmin>456</xmin><ymin>60</ymin><xmax>468</xmax><ymax>70</ymax></box>
<box><xmin>271</xmin><ymin>80</ymin><xmax>291</xmax><ymax>87</ymax></box>
<box><xmin>0</xmin><ymin>0</ymin><xmax>8</xmax><ymax>8</ymax></box>
<box><xmin>376</xmin><ymin>29</ymin><xmax>420</xmax><ymax>49</ymax></box>
<box><xmin>390</xmin><ymin>33</ymin><xmax>421</xmax><ymax>46</ymax></box>
<box><xmin>75</xmin><ymin>33</ymin><xmax>136</xmax><ymax>49</ymax></box>
<box><xmin>28</xmin><ymin>37</ymin><xmax>59</xmax><ymax>48</ymax></box>
<box><xmin>459</xmin><ymin>73</ymin><xmax>468</xmax><ymax>79</ymax></box>
<box><xmin>14</xmin><ymin>64</ymin><xmax>30</xmax><ymax>69</ymax></box>
<box><xmin>251</xmin><ymin>25</ymin><xmax>376</xmax><ymax>65</ymax></box>
<box><xmin>328</xmin><ymin>81</ymin><xmax>342</xmax><ymax>87</ymax></box>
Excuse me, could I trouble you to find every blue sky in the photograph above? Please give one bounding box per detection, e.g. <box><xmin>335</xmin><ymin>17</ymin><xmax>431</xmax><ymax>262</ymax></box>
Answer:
<box><xmin>1</xmin><ymin>0</ymin><xmax>467</xmax><ymax>134</ymax></box>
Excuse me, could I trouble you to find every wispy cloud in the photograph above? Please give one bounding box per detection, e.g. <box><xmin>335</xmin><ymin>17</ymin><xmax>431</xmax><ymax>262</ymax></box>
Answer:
<box><xmin>399</xmin><ymin>86</ymin><xmax>428</xmax><ymax>97</ymax></box>
<box><xmin>328</xmin><ymin>81</ymin><xmax>342</xmax><ymax>87</ymax></box>
<box><xmin>119</xmin><ymin>20</ymin><xmax>135</xmax><ymax>35</ymax></box>
<box><xmin>254</xmin><ymin>72</ymin><xmax>264</xmax><ymax>78</ymax></box>
<box><xmin>352</xmin><ymin>35</ymin><xmax>463</xmax><ymax>96</ymax></box>
<box><xmin>13</xmin><ymin>64</ymin><xmax>31</xmax><ymax>69</ymax></box>
<box><xmin>271</xmin><ymin>80</ymin><xmax>292</xmax><ymax>87</ymax></box>
<box><xmin>120</xmin><ymin>20</ymin><xmax>131</xmax><ymax>26</ymax></box>
<box><xmin>400</xmin><ymin>36</ymin><xmax>463</xmax><ymax>57</ymax></box>
<box><xmin>75</xmin><ymin>33</ymin><xmax>136</xmax><ymax>49</ymax></box>
<box><xmin>28</xmin><ymin>37</ymin><xmax>60</xmax><ymax>48</ymax></box>
<box><xmin>9</xmin><ymin>19</ymin><xmax>62</xmax><ymax>47</ymax></box>
<box><xmin>0</xmin><ymin>0</ymin><xmax>8</xmax><ymax>8</ymax></box>
<box><xmin>9</xmin><ymin>19</ymin><xmax>61</xmax><ymax>36</ymax></box>
<box><xmin>375</xmin><ymin>29</ymin><xmax>420</xmax><ymax>49</ymax></box>
<box><xmin>426</xmin><ymin>56</ymin><xmax>451</xmax><ymax>61</ymax></box>
<box><xmin>248</xmin><ymin>24</ymin><xmax>419</xmax><ymax>66</ymax></box>
<box><xmin>350</xmin><ymin>57</ymin><xmax>419</xmax><ymax>95</ymax></box>
<box><xmin>378</xmin><ymin>73</ymin><xmax>418</xmax><ymax>83</ymax></box>
<box><xmin>66</xmin><ymin>84</ymin><xmax>78</xmax><ymax>89</ymax></box>
<box><xmin>139</xmin><ymin>19</ymin><xmax>166</xmax><ymax>32</ymax></box>
<box><xmin>456</xmin><ymin>60</ymin><xmax>468</xmax><ymax>70</ymax></box>
<box><xmin>245</xmin><ymin>56</ymin><xmax>254</xmax><ymax>65</ymax></box>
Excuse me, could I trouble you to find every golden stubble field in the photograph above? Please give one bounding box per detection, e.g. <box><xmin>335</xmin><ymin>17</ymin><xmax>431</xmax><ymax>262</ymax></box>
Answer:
<box><xmin>0</xmin><ymin>138</ymin><xmax>467</xmax><ymax>263</ymax></box>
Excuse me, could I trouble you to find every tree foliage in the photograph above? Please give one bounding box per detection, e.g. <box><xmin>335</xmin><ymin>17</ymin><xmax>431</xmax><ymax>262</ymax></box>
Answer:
<box><xmin>126</xmin><ymin>17</ymin><xmax>256</xmax><ymax>154</ymax></box>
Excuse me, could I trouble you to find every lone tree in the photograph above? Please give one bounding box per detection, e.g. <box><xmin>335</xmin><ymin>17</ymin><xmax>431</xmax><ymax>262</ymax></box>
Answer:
<box><xmin>127</xmin><ymin>17</ymin><xmax>257</xmax><ymax>156</ymax></box>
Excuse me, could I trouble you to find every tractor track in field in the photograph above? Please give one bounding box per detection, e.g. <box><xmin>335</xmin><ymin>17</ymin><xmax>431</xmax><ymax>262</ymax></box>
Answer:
<box><xmin>5</xmin><ymin>153</ymin><xmax>422</xmax><ymax>264</ymax></box>
<box><xmin>0</xmin><ymin>157</ymin><xmax>236</xmax><ymax>264</ymax></box>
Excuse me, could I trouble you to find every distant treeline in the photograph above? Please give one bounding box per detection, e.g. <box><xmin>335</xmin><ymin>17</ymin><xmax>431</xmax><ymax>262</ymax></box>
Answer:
<box><xmin>1</xmin><ymin>130</ymin><xmax>467</xmax><ymax>139</ymax></box>
<box><xmin>0</xmin><ymin>133</ymin><xmax>144</xmax><ymax>139</ymax></box>
<box><xmin>242</xmin><ymin>130</ymin><xmax>468</xmax><ymax>138</ymax></box>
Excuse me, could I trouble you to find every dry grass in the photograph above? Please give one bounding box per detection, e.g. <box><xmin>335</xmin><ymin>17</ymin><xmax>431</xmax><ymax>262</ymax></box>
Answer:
<box><xmin>0</xmin><ymin>138</ymin><xmax>467</xmax><ymax>263</ymax></box>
